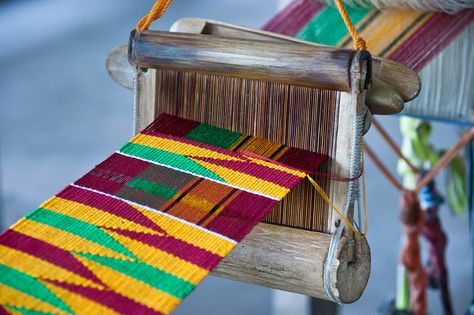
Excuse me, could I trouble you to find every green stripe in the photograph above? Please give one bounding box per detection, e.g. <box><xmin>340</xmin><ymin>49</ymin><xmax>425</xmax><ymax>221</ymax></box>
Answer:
<box><xmin>127</xmin><ymin>177</ymin><xmax>177</xmax><ymax>199</ymax></box>
<box><xmin>7</xmin><ymin>306</ymin><xmax>55</xmax><ymax>315</ymax></box>
<box><xmin>27</xmin><ymin>208</ymin><xmax>136</xmax><ymax>259</ymax></box>
<box><xmin>120</xmin><ymin>142</ymin><xmax>224</xmax><ymax>182</ymax></box>
<box><xmin>0</xmin><ymin>264</ymin><xmax>72</xmax><ymax>314</ymax></box>
<box><xmin>75</xmin><ymin>253</ymin><xmax>195</xmax><ymax>299</ymax></box>
<box><xmin>186</xmin><ymin>124</ymin><xmax>242</xmax><ymax>149</ymax></box>
<box><xmin>296</xmin><ymin>6</ymin><xmax>370</xmax><ymax>46</ymax></box>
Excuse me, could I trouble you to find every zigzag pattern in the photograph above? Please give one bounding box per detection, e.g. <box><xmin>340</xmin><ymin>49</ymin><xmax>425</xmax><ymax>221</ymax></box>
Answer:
<box><xmin>0</xmin><ymin>114</ymin><xmax>327</xmax><ymax>314</ymax></box>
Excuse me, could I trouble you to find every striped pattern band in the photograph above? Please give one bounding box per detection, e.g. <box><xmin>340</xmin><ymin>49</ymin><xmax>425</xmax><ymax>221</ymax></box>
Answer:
<box><xmin>0</xmin><ymin>114</ymin><xmax>327</xmax><ymax>315</ymax></box>
<box><xmin>263</xmin><ymin>0</ymin><xmax>474</xmax><ymax>72</ymax></box>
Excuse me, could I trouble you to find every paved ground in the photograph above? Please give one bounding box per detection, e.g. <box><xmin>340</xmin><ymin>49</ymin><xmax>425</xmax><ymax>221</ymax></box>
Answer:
<box><xmin>0</xmin><ymin>1</ymin><xmax>471</xmax><ymax>314</ymax></box>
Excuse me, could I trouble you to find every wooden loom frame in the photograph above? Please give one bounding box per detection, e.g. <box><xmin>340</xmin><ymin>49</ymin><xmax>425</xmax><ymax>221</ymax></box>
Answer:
<box><xmin>125</xmin><ymin>24</ymin><xmax>371</xmax><ymax>304</ymax></box>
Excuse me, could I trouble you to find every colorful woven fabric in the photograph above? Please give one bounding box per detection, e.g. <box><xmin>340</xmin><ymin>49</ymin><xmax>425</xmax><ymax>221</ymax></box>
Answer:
<box><xmin>263</xmin><ymin>0</ymin><xmax>474</xmax><ymax>72</ymax></box>
<box><xmin>0</xmin><ymin>114</ymin><xmax>327</xmax><ymax>315</ymax></box>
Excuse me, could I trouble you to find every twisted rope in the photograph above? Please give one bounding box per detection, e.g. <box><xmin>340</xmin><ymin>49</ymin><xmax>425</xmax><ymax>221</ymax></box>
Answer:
<box><xmin>334</xmin><ymin>0</ymin><xmax>367</xmax><ymax>50</ymax></box>
<box><xmin>136</xmin><ymin>0</ymin><xmax>174</xmax><ymax>32</ymax></box>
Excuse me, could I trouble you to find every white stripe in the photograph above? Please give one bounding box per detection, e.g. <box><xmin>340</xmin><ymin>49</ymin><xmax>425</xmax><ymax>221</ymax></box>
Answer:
<box><xmin>70</xmin><ymin>183</ymin><xmax>238</xmax><ymax>245</ymax></box>
<box><xmin>116</xmin><ymin>151</ymin><xmax>281</xmax><ymax>201</ymax></box>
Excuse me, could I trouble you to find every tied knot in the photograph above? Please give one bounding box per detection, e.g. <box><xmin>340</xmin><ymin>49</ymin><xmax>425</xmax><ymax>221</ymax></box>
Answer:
<box><xmin>354</xmin><ymin>37</ymin><xmax>367</xmax><ymax>51</ymax></box>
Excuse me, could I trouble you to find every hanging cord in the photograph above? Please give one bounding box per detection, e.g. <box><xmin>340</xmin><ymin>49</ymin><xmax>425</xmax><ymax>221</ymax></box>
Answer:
<box><xmin>416</xmin><ymin>127</ymin><xmax>474</xmax><ymax>192</ymax></box>
<box><xmin>307</xmin><ymin>142</ymin><xmax>369</xmax><ymax>238</ymax></box>
<box><xmin>367</xmin><ymin>123</ymin><xmax>474</xmax><ymax>194</ymax></box>
<box><xmin>372</xmin><ymin>118</ymin><xmax>419</xmax><ymax>174</ymax></box>
<box><xmin>136</xmin><ymin>0</ymin><xmax>174</xmax><ymax>32</ymax></box>
<box><xmin>334</xmin><ymin>0</ymin><xmax>367</xmax><ymax>50</ymax></box>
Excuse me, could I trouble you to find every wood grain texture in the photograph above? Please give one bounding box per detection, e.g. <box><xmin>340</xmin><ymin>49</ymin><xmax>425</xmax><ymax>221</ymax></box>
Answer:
<box><xmin>213</xmin><ymin>223</ymin><xmax>370</xmax><ymax>302</ymax></box>
<box><xmin>129</xmin><ymin>30</ymin><xmax>357</xmax><ymax>92</ymax></box>
<box><xmin>127</xmin><ymin>26</ymin><xmax>372</xmax><ymax>302</ymax></box>
<box><xmin>171</xmin><ymin>18</ymin><xmax>420</xmax><ymax>102</ymax></box>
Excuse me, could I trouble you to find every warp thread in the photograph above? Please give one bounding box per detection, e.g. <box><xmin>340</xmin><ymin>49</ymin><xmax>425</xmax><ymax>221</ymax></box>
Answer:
<box><xmin>400</xmin><ymin>190</ymin><xmax>427</xmax><ymax>315</ymax></box>
<box><xmin>418</xmin><ymin>178</ymin><xmax>453</xmax><ymax>315</ymax></box>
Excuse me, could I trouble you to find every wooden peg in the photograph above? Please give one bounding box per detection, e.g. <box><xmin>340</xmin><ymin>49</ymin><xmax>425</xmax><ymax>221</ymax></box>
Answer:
<box><xmin>366</xmin><ymin>78</ymin><xmax>404</xmax><ymax>115</ymax></box>
<box><xmin>106</xmin><ymin>45</ymin><xmax>134</xmax><ymax>90</ymax></box>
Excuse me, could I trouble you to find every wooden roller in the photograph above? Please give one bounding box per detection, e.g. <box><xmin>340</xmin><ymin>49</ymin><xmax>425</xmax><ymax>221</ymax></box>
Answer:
<box><xmin>171</xmin><ymin>18</ymin><xmax>421</xmax><ymax>114</ymax></box>
<box><xmin>107</xmin><ymin>19</ymin><xmax>420</xmax><ymax>115</ymax></box>
<box><xmin>106</xmin><ymin>21</ymin><xmax>393</xmax><ymax>303</ymax></box>
<box><xmin>128</xmin><ymin>30</ymin><xmax>370</xmax><ymax>93</ymax></box>
<box><xmin>214</xmin><ymin>223</ymin><xmax>371</xmax><ymax>303</ymax></box>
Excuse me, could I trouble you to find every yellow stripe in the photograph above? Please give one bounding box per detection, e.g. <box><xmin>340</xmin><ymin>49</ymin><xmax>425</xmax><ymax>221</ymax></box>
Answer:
<box><xmin>132</xmin><ymin>203</ymin><xmax>236</xmax><ymax>256</ymax></box>
<box><xmin>42</xmin><ymin>197</ymin><xmax>163</xmax><ymax>235</ymax></box>
<box><xmin>357</xmin><ymin>9</ymin><xmax>424</xmax><ymax>55</ymax></box>
<box><xmin>191</xmin><ymin>159</ymin><xmax>290</xmax><ymax>199</ymax></box>
<box><xmin>74</xmin><ymin>255</ymin><xmax>180</xmax><ymax>315</ymax></box>
<box><xmin>132</xmin><ymin>134</ymin><xmax>243</xmax><ymax>161</ymax></box>
<box><xmin>12</xmin><ymin>220</ymin><xmax>132</xmax><ymax>261</ymax></box>
<box><xmin>244</xmin><ymin>155</ymin><xmax>306</xmax><ymax>178</ymax></box>
<box><xmin>43</xmin><ymin>282</ymin><xmax>120</xmax><ymax>315</ymax></box>
<box><xmin>0</xmin><ymin>245</ymin><xmax>102</xmax><ymax>289</ymax></box>
<box><xmin>339</xmin><ymin>9</ymin><xmax>380</xmax><ymax>48</ymax></box>
<box><xmin>106</xmin><ymin>230</ymin><xmax>209</xmax><ymax>285</ymax></box>
<box><xmin>42</xmin><ymin>196</ymin><xmax>234</xmax><ymax>256</ymax></box>
<box><xmin>380</xmin><ymin>13</ymin><xmax>434</xmax><ymax>57</ymax></box>
<box><xmin>0</xmin><ymin>284</ymin><xmax>68</xmax><ymax>315</ymax></box>
<box><xmin>180</xmin><ymin>194</ymin><xmax>215</xmax><ymax>212</ymax></box>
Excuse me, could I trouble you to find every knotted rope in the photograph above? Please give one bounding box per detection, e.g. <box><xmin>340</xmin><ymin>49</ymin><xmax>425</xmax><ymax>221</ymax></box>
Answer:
<box><xmin>334</xmin><ymin>0</ymin><xmax>367</xmax><ymax>50</ymax></box>
<box><xmin>136</xmin><ymin>0</ymin><xmax>367</xmax><ymax>51</ymax></box>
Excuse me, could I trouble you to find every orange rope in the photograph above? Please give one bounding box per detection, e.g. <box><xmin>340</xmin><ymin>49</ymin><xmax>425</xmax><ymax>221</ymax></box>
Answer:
<box><xmin>136</xmin><ymin>0</ymin><xmax>174</xmax><ymax>32</ymax></box>
<box><xmin>334</xmin><ymin>0</ymin><xmax>367</xmax><ymax>50</ymax></box>
<box><xmin>307</xmin><ymin>143</ymin><xmax>368</xmax><ymax>237</ymax></box>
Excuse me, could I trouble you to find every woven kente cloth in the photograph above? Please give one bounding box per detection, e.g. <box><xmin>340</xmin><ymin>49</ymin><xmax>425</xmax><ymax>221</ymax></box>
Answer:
<box><xmin>0</xmin><ymin>114</ymin><xmax>327</xmax><ymax>315</ymax></box>
<box><xmin>263</xmin><ymin>0</ymin><xmax>473</xmax><ymax>72</ymax></box>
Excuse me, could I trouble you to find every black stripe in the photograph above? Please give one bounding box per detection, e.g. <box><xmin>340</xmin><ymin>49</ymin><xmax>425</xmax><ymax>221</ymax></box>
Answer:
<box><xmin>232</xmin><ymin>135</ymin><xmax>252</xmax><ymax>152</ymax></box>
<box><xmin>197</xmin><ymin>189</ymin><xmax>238</xmax><ymax>225</ymax></box>
<box><xmin>340</xmin><ymin>10</ymin><xmax>381</xmax><ymax>48</ymax></box>
<box><xmin>379</xmin><ymin>13</ymin><xmax>429</xmax><ymax>57</ymax></box>
<box><xmin>162</xmin><ymin>178</ymin><xmax>204</xmax><ymax>213</ymax></box>
<box><xmin>269</xmin><ymin>144</ymin><xmax>287</xmax><ymax>159</ymax></box>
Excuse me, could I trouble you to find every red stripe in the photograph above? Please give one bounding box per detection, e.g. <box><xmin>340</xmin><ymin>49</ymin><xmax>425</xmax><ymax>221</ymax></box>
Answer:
<box><xmin>0</xmin><ymin>229</ymin><xmax>103</xmax><ymax>285</ymax></box>
<box><xmin>105</xmin><ymin>228</ymin><xmax>222</xmax><ymax>270</ymax></box>
<box><xmin>0</xmin><ymin>305</ymin><xmax>9</xmax><ymax>315</ymax></box>
<box><xmin>143</xmin><ymin>113</ymin><xmax>200</xmax><ymax>137</ymax></box>
<box><xmin>189</xmin><ymin>156</ymin><xmax>303</xmax><ymax>188</ymax></box>
<box><xmin>45</xmin><ymin>280</ymin><xmax>164</xmax><ymax>315</ymax></box>
<box><xmin>57</xmin><ymin>185</ymin><xmax>166</xmax><ymax>234</ymax></box>
<box><xmin>262</xmin><ymin>0</ymin><xmax>324</xmax><ymax>36</ymax></box>
<box><xmin>388</xmin><ymin>10</ymin><xmax>474</xmax><ymax>72</ymax></box>
<box><xmin>74</xmin><ymin>153</ymin><xmax>151</xmax><ymax>194</ymax></box>
<box><xmin>205</xmin><ymin>191</ymin><xmax>276</xmax><ymax>241</ymax></box>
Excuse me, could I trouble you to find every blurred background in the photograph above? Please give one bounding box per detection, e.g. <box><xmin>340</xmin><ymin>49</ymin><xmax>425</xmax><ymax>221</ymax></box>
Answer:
<box><xmin>0</xmin><ymin>1</ymin><xmax>471</xmax><ymax>314</ymax></box>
